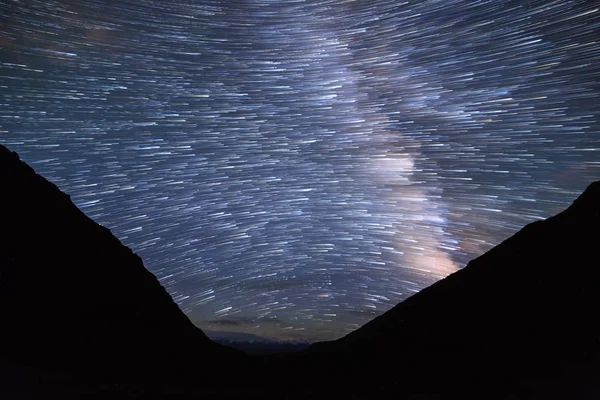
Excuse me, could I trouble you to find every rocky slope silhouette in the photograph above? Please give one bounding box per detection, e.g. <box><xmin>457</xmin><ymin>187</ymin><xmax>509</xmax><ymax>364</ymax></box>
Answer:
<box><xmin>1</xmin><ymin>142</ymin><xmax>599</xmax><ymax>399</ymax></box>
<box><xmin>293</xmin><ymin>180</ymin><xmax>600</xmax><ymax>398</ymax></box>
<box><xmin>0</xmin><ymin>145</ymin><xmax>246</xmax><ymax>397</ymax></box>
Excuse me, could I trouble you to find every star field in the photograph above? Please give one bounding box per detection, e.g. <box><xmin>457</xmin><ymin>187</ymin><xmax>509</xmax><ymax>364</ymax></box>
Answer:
<box><xmin>2</xmin><ymin>0</ymin><xmax>600</xmax><ymax>341</ymax></box>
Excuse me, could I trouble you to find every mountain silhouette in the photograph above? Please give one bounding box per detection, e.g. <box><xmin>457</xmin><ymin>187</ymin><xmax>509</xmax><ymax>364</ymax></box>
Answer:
<box><xmin>0</xmin><ymin>145</ymin><xmax>246</xmax><ymax>397</ymax></box>
<box><xmin>1</xmin><ymin>142</ymin><xmax>599</xmax><ymax>399</ymax></box>
<box><xmin>294</xmin><ymin>180</ymin><xmax>600</xmax><ymax>398</ymax></box>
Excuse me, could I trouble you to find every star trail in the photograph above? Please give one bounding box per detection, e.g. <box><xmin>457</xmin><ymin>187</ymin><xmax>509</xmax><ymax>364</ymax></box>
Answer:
<box><xmin>2</xmin><ymin>0</ymin><xmax>599</xmax><ymax>341</ymax></box>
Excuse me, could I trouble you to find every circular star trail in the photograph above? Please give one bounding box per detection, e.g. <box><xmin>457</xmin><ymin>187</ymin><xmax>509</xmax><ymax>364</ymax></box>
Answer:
<box><xmin>2</xmin><ymin>0</ymin><xmax>600</xmax><ymax>341</ymax></box>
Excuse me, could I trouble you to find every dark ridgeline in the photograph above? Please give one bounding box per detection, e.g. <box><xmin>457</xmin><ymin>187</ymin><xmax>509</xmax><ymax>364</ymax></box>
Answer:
<box><xmin>0</xmin><ymin>142</ymin><xmax>599</xmax><ymax>399</ymax></box>
<box><xmin>293</xmin><ymin>181</ymin><xmax>600</xmax><ymax>398</ymax></box>
<box><xmin>0</xmin><ymin>144</ymin><xmax>248</xmax><ymax>398</ymax></box>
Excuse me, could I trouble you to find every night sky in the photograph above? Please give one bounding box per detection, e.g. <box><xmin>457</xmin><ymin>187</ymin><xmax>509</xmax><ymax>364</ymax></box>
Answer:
<box><xmin>2</xmin><ymin>0</ymin><xmax>599</xmax><ymax>342</ymax></box>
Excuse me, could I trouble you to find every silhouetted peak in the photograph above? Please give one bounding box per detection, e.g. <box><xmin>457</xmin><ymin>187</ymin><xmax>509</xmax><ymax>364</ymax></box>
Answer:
<box><xmin>3</xmin><ymin>142</ymin><xmax>598</xmax><ymax>397</ymax></box>
<box><xmin>0</xmin><ymin>144</ymin><xmax>231</xmax><ymax>380</ymax></box>
<box><xmin>569</xmin><ymin>180</ymin><xmax>600</xmax><ymax>217</ymax></box>
<box><xmin>312</xmin><ymin>179</ymin><xmax>600</xmax><ymax>363</ymax></box>
<box><xmin>301</xmin><ymin>182</ymin><xmax>600</xmax><ymax>397</ymax></box>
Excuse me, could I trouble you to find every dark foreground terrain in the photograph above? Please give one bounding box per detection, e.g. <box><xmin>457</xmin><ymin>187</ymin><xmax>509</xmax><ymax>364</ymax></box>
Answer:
<box><xmin>1</xmin><ymin>143</ymin><xmax>599</xmax><ymax>399</ymax></box>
